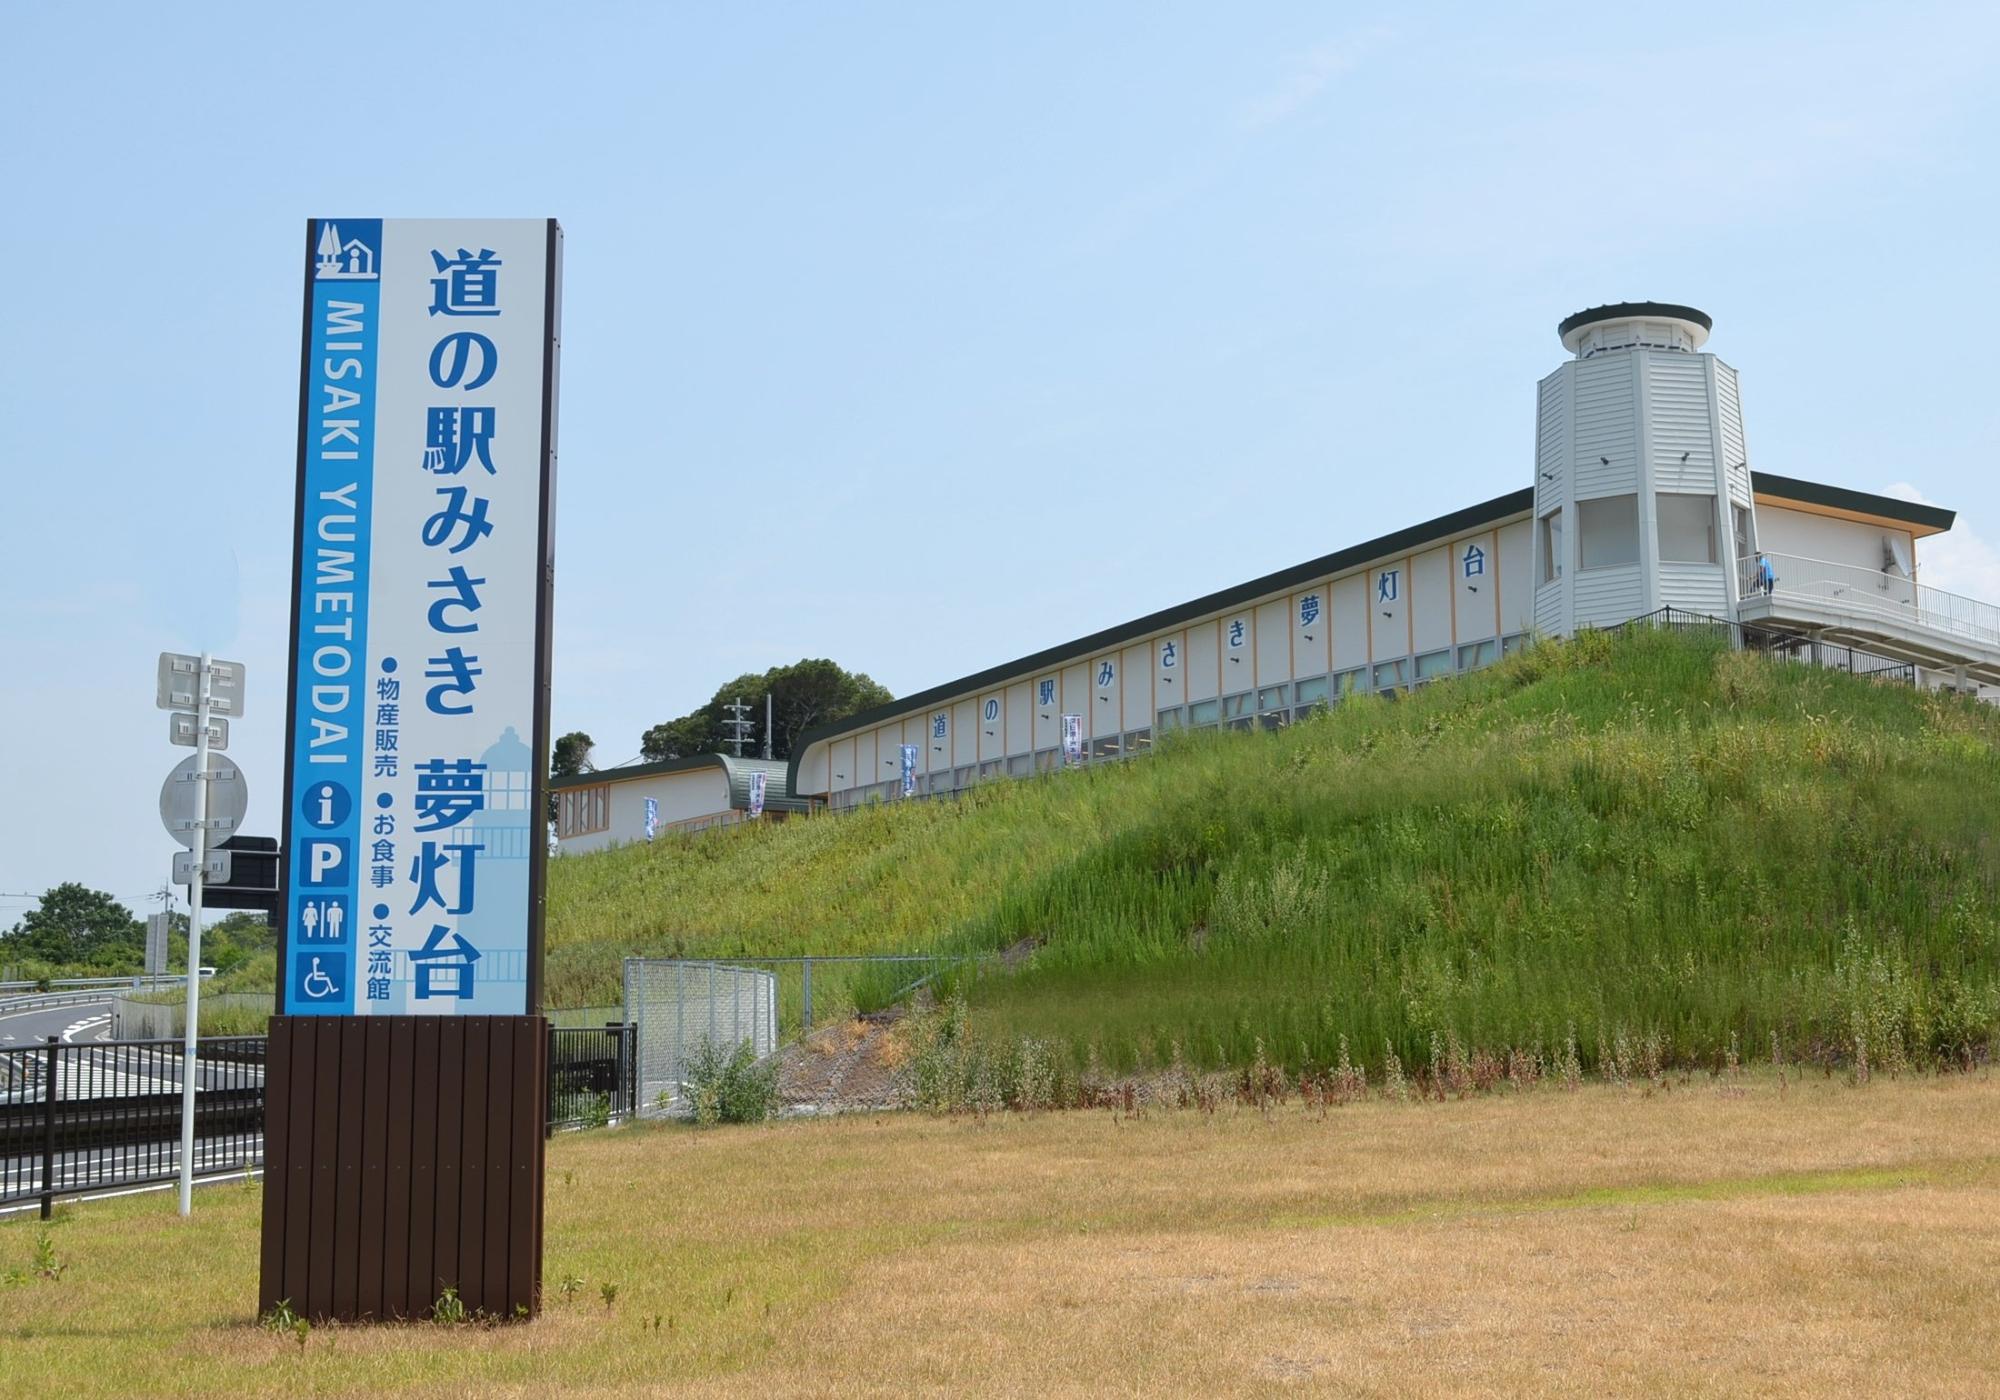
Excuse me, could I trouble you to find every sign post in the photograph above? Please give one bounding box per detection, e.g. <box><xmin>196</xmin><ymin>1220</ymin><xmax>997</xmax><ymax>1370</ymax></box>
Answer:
<box><xmin>262</xmin><ymin>217</ymin><xmax>561</xmax><ymax>1323</ymax></box>
<box><xmin>157</xmin><ymin>650</ymin><xmax>247</xmax><ymax>1217</ymax></box>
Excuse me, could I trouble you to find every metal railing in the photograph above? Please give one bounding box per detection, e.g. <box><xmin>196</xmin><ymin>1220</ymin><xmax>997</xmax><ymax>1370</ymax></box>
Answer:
<box><xmin>0</xmin><ymin>1024</ymin><xmax>649</xmax><ymax>1215</ymax></box>
<box><xmin>1612</xmin><ymin>607</ymin><xmax>1916</xmax><ymax>685</ymax></box>
<box><xmin>1</xmin><ymin>1035</ymin><xmax>265</xmax><ymax>1218</ymax></box>
<box><xmin>547</xmin><ymin>1024</ymin><xmax>636</xmax><ymax>1131</ymax></box>
<box><xmin>1740</xmin><ymin>551</ymin><xmax>2000</xmax><ymax>650</ymax></box>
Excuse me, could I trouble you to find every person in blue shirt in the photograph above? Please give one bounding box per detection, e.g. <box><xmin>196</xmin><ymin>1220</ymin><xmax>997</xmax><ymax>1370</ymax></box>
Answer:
<box><xmin>1755</xmin><ymin>553</ymin><xmax>1776</xmax><ymax>597</ymax></box>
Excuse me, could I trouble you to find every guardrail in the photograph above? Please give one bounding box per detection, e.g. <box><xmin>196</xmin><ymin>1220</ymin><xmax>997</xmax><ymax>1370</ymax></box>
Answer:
<box><xmin>0</xmin><ymin>1025</ymin><xmax>636</xmax><ymax>1216</ymax></box>
<box><xmin>1741</xmin><ymin>551</ymin><xmax>2000</xmax><ymax>650</ymax></box>
<box><xmin>0</xmin><ymin>974</ymin><xmax>192</xmax><ymax>995</ymax></box>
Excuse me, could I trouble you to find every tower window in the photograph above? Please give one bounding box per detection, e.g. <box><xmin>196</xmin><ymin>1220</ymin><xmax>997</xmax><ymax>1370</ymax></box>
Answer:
<box><xmin>1577</xmin><ymin>494</ymin><xmax>1640</xmax><ymax>569</ymax></box>
<box><xmin>1657</xmin><ymin>493</ymin><xmax>1718</xmax><ymax>563</ymax></box>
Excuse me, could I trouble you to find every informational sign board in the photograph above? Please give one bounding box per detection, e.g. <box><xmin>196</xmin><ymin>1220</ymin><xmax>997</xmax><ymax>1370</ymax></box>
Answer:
<box><xmin>899</xmin><ymin>743</ymin><xmax>918</xmax><ymax>797</ymax></box>
<box><xmin>644</xmin><ymin>797</ymin><xmax>659</xmax><ymax>842</ymax></box>
<box><xmin>279</xmin><ymin>218</ymin><xmax>561</xmax><ymax>1016</ymax></box>
<box><xmin>748</xmin><ymin>770</ymin><xmax>767</xmax><ymax>819</ymax></box>
<box><xmin>1061</xmin><ymin>713</ymin><xmax>1084</xmax><ymax>766</ymax></box>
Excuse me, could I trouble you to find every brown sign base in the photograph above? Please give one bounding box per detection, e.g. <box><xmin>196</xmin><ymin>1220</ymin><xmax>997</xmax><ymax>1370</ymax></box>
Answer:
<box><xmin>257</xmin><ymin>1015</ymin><xmax>547</xmax><ymax>1322</ymax></box>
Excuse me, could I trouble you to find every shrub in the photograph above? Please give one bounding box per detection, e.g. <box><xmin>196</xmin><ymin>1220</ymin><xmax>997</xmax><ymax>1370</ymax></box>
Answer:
<box><xmin>683</xmin><ymin>1037</ymin><xmax>779</xmax><ymax>1125</ymax></box>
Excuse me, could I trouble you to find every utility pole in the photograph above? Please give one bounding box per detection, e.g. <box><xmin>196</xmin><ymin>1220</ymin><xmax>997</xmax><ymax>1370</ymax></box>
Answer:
<box><xmin>721</xmin><ymin>695</ymin><xmax>754</xmax><ymax>757</ymax></box>
<box><xmin>763</xmin><ymin>693</ymin><xmax>773</xmax><ymax>760</ymax></box>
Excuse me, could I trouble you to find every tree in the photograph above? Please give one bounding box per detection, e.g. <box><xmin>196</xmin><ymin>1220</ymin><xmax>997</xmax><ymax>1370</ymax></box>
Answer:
<box><xmin>548</xmin><ymin>730</ymin><xmax>595</xmax><ymax>821</ymax></box>
<box><xmin>640</xmin><ymin>660</ymin><xmax>893</xmax><ymax>762</ymax></box>
<box><xmin>1</xmin><ymin>883</ymin><xmax>142</xmax><ymax>968</ymax></box>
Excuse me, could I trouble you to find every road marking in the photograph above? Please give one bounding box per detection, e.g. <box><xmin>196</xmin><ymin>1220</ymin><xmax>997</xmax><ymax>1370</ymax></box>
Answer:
<box><xmin>62</xmin><ymin>1014</ymin><xmax>111</xmax><ymax>1044</ymax></box>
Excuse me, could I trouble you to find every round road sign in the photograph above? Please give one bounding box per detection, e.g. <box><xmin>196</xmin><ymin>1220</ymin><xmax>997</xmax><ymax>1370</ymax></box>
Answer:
<box><xmin>159</xmin><ymin>752</ymin><xmax>249</xmax><ymax>850</ymax></box>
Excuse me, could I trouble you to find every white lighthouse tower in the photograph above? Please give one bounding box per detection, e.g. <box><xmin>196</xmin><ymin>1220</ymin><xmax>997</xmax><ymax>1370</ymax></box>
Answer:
<box><xmin>1530</xmin><ymin>302</ymin><xmax>1758</xmax><ymax>637</ymax></box>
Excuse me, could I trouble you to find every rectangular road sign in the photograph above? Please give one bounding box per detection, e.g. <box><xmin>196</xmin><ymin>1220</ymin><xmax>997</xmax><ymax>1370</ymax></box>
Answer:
<box><xmin>169</xmin><ymin>712</ymin><xmax>230</xmax><ymax>750</ymax></box>
<box><xmin>157</xmin><ymin>653</ymin><xmax>246</xmax><ymax>716</ymax></box>
<box><xmin>174</xmin><ymin>849</ymin><xmax>233</xmax><ymax>885</ymax></box>
<box><xmin>279</xmin><ymin>218</ymin><xmax>561</xmax><ymax>1017</ymax></box>
<box><xmin>145</xmin><ymin>912</ymin><xmax>170</xmax><ymax>977</ymax></box>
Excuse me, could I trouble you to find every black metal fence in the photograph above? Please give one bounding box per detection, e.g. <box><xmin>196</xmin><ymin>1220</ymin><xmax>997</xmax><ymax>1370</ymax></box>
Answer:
<box><xmin>547</xmin><ymin>1023</ymin><xmax>637</xmax><ymax>1132</ymax></box>
<box><xmin>0</xmin><ymin>1025</ymin><xmax>636</xmax><ymax>1217</ymax></box>
<box><xmin>1</xmin><ymin>1036</ymin><xmax>265</xmax><ymax>1218</ymax></box>
<box><xmin>1612</xmin><ymin>607</ymin><xmax>1918</xmax><ymax>685</ymax></box>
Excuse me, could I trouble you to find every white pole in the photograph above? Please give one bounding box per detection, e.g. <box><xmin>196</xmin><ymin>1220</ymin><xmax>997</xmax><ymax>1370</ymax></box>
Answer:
<box><xmin>177</xmin><ymin>652</ymin><xmax>211</xmax><ymax>1217</ymax></box>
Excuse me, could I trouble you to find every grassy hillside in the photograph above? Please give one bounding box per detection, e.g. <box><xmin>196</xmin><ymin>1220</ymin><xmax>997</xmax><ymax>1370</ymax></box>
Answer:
<box><xmin>548</xmin><ymin>628</ymin><xmax>2000</xmax><ymax>1073</ymax></box>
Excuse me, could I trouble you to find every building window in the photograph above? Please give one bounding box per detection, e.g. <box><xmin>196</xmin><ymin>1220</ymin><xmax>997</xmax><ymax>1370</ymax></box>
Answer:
<box><xmin>1577</xmin><ymin>494</ymin><xmax>1640</xmax><ymax>570</ymax></box>
<box><xmin>1090</xmin><ymin>735</ymin><xmax>1121</xmax><ymax>760</ymax></box>
<box><xmin>556</xmin><ymin>783</ymin><xmax>610</xmax><ymax>839</ymax></box>
<box><xmin>1007</xmin><ymin>754</ymin><xmax>1032</xmax><ymax>777</ymax></box>
<box><xmin>1502</xmin><ymin>632</ymin><xmax>1528</xmax><ymax>656</ymax></box>
<box><xmin>1540</xmin><ymin>508</ymin><xmax>1563</xmax><ymax>583</ymax></box>
<box><xmin>954</xmin><ymin>766</ymin><xmax>975</xmax><ymax>790</ymax></box>
<box><xmin>1294</xmin><ymin>675</ymin><xmax>1331</xmax><ymax>715</ymax></box>
<box><xmin>978</xmin><ymin>759</ymin><xmax>1003</xmax><ymax>780</ymax></box>
<box><xmin>1258</xmin><ymin>685</ymin><xmax>1288</xmax><ymax>711</ymax></box>
<box><xmin>1221</xmin><ymin>692</ymin><xmax>1253</xmax><ymax>719</ymax></box>
<box><xmin>1373</xmin><ymin>658</ymin><xmax>1407</xmax><ymax>691</ymax></box>
<box><xmin>1188</xmin><ymin>698</ymin><xmax>1221</xmax><ymax>728</ymax></box>
<box><xmin>1156</xmin><ymin>707</ymin><xmax>1184</xmax><ymax>732</ymax></box>
<box><xmin>1034</xmin><ymin>748</ymin><xmax>1059</xmax><ymax>772</ymax></box>
<box><xmin>1657</xmin><ymin>493</ymin><xmax>1718</xmax><ymax>563</ymax></box>
<box><xmin>1333</xmin><ymin>668</ymin><xmax>1367</xmax><ymax>700</ymax></box>
<box><xmin>1125</xmin><ymin>728</ymin><xmax>1153</xmax><ymax>753</ymax></box>
<box><xmin>1413</xmin><ymin>650</ymin><xmax>1452</xmax><ymax>683</ymax></box>
<box><xmin>1732</xmin><ymin>503</ymin><xmax>1756</xmax><ymax>563</ymax></box>
<box><xmin>1457</xmin><ymin>638</ymin><xmax>1498</xmax><ymax>671</ymax></box>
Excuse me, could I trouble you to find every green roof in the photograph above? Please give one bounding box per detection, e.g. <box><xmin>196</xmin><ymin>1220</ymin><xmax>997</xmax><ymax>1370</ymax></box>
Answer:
<box><xmin>550</xmin><ymin>753</ymin><xmax>804</xmax><ymax>814</ymax></box>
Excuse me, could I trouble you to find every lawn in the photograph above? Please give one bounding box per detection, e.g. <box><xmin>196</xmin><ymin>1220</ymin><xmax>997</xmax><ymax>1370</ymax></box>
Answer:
<box><xmin>5</xmin><ymin>1073</ymin><xmax>1998</xmax><ymax>1396</ymax></box>
<box><xmin>548</xmin><ymin>630</ymin><xmax>2000</xmax><ymax>1079</ymax></box>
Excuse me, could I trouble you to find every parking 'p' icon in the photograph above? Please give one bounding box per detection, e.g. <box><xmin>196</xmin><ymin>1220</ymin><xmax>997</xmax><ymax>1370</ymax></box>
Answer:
<box><xmin>300</xmin><ymin>838</ymin><xmax>350</xmax><ymax>888</ymax></box>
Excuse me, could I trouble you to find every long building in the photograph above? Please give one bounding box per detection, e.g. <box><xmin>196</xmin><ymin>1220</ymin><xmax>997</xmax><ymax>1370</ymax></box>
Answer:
<box><xmin>783</xmin><ymin>302</ymin><xmax>1990</xmax><ymax>812</ymax></box>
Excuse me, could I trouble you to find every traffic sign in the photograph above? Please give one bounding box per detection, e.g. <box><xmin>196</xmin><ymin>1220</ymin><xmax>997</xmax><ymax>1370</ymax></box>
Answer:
<box><xmin>159</xmin><ymin>752</ymin><xmax>248</xmax><ymax>849</ymax></box>
<box><xmin>157</xmin><ymin>652</ymin><xmax>246</xmax><ymax>717</ymax></box>
<box><xmin>169</xmin><ymin>711</ymin><xmax>230</xmax><ymax>750</ymax></box>
<box><xmin>174</xmin><ymin>849</ymin><xmax>233</xmax><ymax>886</ymax></box>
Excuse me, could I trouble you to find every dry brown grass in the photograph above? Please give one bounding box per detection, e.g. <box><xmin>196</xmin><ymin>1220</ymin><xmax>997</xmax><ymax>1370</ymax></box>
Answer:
<box><xmin>4</xmin><ymin>1072</ymin><xmax>1997</xmax><ymax>1396</ymax></box>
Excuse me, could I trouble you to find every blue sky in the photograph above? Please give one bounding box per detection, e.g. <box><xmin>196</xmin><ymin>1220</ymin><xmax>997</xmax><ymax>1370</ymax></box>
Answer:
<box><xmin>3</xmin><ymin>2</ymin><xmax>1998</xmax><ymax>925</ymax></box>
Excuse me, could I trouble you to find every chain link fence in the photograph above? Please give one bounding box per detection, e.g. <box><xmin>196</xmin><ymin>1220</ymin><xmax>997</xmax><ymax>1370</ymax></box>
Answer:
<box><xmin>624</xmin><ymin>960</ymin><xmax>778</xmax><ymax>1116</ymax></box>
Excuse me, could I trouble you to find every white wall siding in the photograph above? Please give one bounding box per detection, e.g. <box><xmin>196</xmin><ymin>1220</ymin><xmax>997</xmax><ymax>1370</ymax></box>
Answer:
<box><xmin>1646</xmin><ymin>353</ymin><xmax>1714</xmax><ymax>492</ymax></box>
<box><xmin>1452</xmin><ymin>533</ymin><xmax>1497</xmax><ymax>641</ymax></box>
<box><xmin>1185</xmin><ymin>622</ymin><xmax>1219</xmax><ymax>703</ymax></box>
<box><xmin>1715</xmin><ymin>360</ymin><xmax>1750</xmax><ymax>503</ymax></box>
<box><xmin>1222</xmin><ymin>611</ymin><xmax>1253</xmax><ymax>693</ymax></box>
<box><xmin>1330</xmin><ymin>575</ymin><xmax>1368</xmax><ymax>670</ymax></box>
<box><xmin>952</xmin><ymin>699</ymin><xmax>977</xmax><ymax>766</ymax></box>
<box><xmin>1574</xmin><ymin>565</ymin><xmax>1644</xmax><ymax>630</ymax></box>
<box><xmin>1004</xmin><ymin>682</ymin><xmax>1031</xmax><ymax>756</ymax></box>
<box><xmin>1369</xmin><ymin>562</ymin><xmax>1409</xmax><ymax>659</ymax></box>
<box><xmin>1122</xmin><ymin>643</ymin><xmax>1152</xmax><ymax>731</ymax></box>
<box><xmin>1412</xmin><ymin>547</ymin><xmax>1451</xmax><ymax>654</ymax></box>
<box><xmin>1658</xmin><ymin>562</ymin><xmax>1728</xmax><ymax>614</ymax></box>
<box><xmin>1536</xmin><ymin>367</ymin><xmax>1566</xmax><ymax>516</ymax></box>
<box><xmin>1254</xmin><ymin>600</ymin><xmax>1288</xmax><ymax>687</ymax></box>
<box><xmin>1293</xmin><ymin>585</ymin><xmax>1330</xmax><ymax>677</ymax></box>
<box><xmin>1499</xmin><ymin>520</ymin><xmax>1533</xmax><ymax>634</ymax></box>
<box><xmin>1756</xmin><ymin>505</ymin><xmax>1913</xmax><ymax>574</ymax></box>
<box><xmin>1573</xmin><ymin>354</ymin><xmax>1640</xmax><ymax>498</ymax></box>
<box><xmin>1535</xmin><ymin>581</ymin><xmax>1564</xmax><ymax>637</ymax></box>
